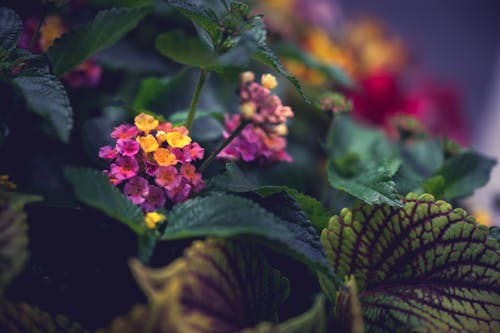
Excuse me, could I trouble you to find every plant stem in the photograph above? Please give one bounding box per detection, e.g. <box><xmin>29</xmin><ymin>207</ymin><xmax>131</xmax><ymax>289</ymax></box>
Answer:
<box><xmin>29</xmin><ymin>5</ymin><xmax>49</xmax><ymax>52</ymax></box>
<box><xmin>199</xmin><ymin>119</ymin><xmax>250</xmax><ymax>173</ymax></box>
<box><xmin>186</xmin><ymin>69</ymin><xmax>208</xmax><ymax>131</ymax></box>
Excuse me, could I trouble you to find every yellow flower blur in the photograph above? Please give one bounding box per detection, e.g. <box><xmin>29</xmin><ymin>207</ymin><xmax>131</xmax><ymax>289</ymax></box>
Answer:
<box><xmin>154</xmin><ymin>148</ymin><xmax>177</xmax><ymax>166</ymax></box>
<box><xmin>166</xmin><ymin>132</ymin><xmax>192</xmax><ymax>149</ymax></box>
<box><xmin>135</xmin><ymin>113</ymin><xmax>159</xmax><ymax>134</ymax></box>
<box><xmin>39</xmin><ymin>16</ymin><xmax>65</xmax><ymax>52</ymax></box>
<box><xmin>144</xmin><ymin>212</ymin><xmax>166</xmax><ymax>229</ymax></box>
<box><xmin>261</xmin><ymin>74</ymin><xmax>278</xmax><ymax>90</ymax></box>
<box><xmin>137</xmin><ymin>135</ymin><xmax>159</xmax><ymax>153</ymax></box>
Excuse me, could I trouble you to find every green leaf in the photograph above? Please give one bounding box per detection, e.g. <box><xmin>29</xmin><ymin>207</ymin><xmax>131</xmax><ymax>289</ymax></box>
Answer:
<box><xmin>0</xmin><ymin>299</ymin><xmax>88</xmax><ymax>333</ymax></box>
<box><xmin>490</xmin><ymin>226</ymin><xmax>500</xmax><ymax>243</ymax></box>
<box><xmin>208</xmin><ymin>162</ymin><xmax>257</xmax><ymax>192</ymax></box>
<box><xmin>48</xmin><ymin>6</ymin><xmax>150</xmax><ymax>77</ymax></box>
<box><xmin>155</xmin><ymin>30</ymin><xmax>215</xmax><ymax>67</ymax></box>
<box><xmin>335</xmin><ymin>276</ymin><xmax>364</xmax><ymax>333</ymax></box>
<box><xmin>163</xmin><ymin>0</ymin><xmax>221</xmax><ymax>44</ymax></box>
<box><xmin>12</xmin><ymin>71</ymin><xmax>73</xmax><ymax>142</ymax></box>
<box><xmin>434</xmin><ymin>150</ymin><xmax>496</xmax><ymax>200</ymax></box>
<box><xmin>129</xmin><ymin>238</ymin><xmax>290</xmax><ymax>332</ymax></box>
<box><xmin>244</xmin><ymin>296</ymin><xmax>327</xmax><ymax>333</ymax></box>
<box><xmin>89</xmin><ymin>0</ymin><xmax>153</xmax><ymax>7</ymax></box>
<box><xmin>0</xmin><ymin>7</ymin><xmax>21</xmax><ymax>51</ymax></box>
<box><xmin>421</xmin><ymin>175</ymin><xmax>445</xmax><ymax>197</ymax></box>
<box><xmin>321</xmin><ymin>192</ymin><xmax>500</xmax><ymax>332</ymax></box>
<box><xmin>326</xmin><ymin>115</ymin><xmax>402</xmax><ymax>207</ymax></box>
<box><xmin>0</xmin><ymin>191</ymin><xmax>41</xmax><ymax>292</ymax></box>
<box><xmin>278</xmin><ymin>43</ymin><xmax>353</xmax><ymax>88</ymax></box>
<box><xmin>168</xmin><ymin>109</ymin><xmax>224</xmax><ymax>125</ymax></box>
<box><xmin>253</xmin><ymin>45</ymin><xmax>309</xmax><ymax>103</ymax></box>
<box><xmin>64</xmin><ymin>167</ymin><xmax>145</xmax><ymax>234</ymax></box>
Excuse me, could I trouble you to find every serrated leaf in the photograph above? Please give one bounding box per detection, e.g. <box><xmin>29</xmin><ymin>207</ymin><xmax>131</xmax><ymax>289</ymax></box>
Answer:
<box><xmin>244</xmin><ymin>295</ymin><xmax>327</xmax><ymax>333</ymax></box>
<box><xmin>48</xmin><ymin>6</ymin><xmax>150</xmax><ymax>77</ymax></box>
<box><xmin>12</xmin><ymin>71</ymin><xmax>73</xmax><ymax>142</ymax></box>
<box><xmin>0</xmin><ymin>299</ymin><xmax>88</xmax><ymax>333</ymax></box>
<box><xmin>0</xmin><ymin>7</ymin><xmax>22</xmax><ymax>50</ymax></box>
<box><xmin>253</xmin><ymin>45</ymin><xmax>309</xmax><ymax>103</ymax></box>
<box><xmin>326</xmin><ymin>115</ymin><xmax>402</xmax><ymax>207</ymax></box>
<box><xmin>434</xmin><ymin>150</ymin><xmax>496</xmax><ymax>200</ymax></box>
<box><xmin>208</xmin><ymin>162</ymin><xmax>257</xmax><ymax>192</ymax></box>
<box><xmin>321</xmin><ymin>193</ymin><xmax>500</xmax><ymax>333</ymax></box>
<box><xmin>128</xmin><ymin>238</ymin><xmax>290</xmax><ymax>332</ymax></box>
<box><xmin>163</xmin><ymin>0</ymin><xmax>221</xmax><ymax>44</ymax></box>
<box><xmin>156</xmin><ymin>30</ymin><xmax>215</xmax><ymax>67</ymax></box>
<box><xmin>0</xmin><ymin>191</ymin><xmax>41</xmax><ymax>292</ymax></box>
<box><xmin>64</xmin><ymin>167</ymin><xmax>145</xmax><ymax>234</ymax></box>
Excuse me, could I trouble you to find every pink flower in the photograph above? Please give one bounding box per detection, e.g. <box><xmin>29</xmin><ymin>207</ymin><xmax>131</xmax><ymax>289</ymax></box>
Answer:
<box><xmin>140</xmin><ymin>185</ymin><xmax>166</xmax><ymax>212</ymax></box>
<box><xmin>111</xmin><ymin>156</ymin><xmax>139</xmax><ymax>180</ymax></box>
<box><xmin>116</xmin><ymin>138</ymin><xmax>140</xmax><ymax>157</ymax></box>
<box><xmin>111</xmin><ymin>125</ymin><xmax>139</xmax><ymax>140</ymax></box>
<box><xmin>167</xmin><ymin>180</ymin><xmax>192</xmax><ymax>203</ymax></box>
<box><xmin>62</xmin><ymin>59</ymin><xmax>102</xmax><ymax>88</ymax></box>
<box><xmin>98</xmin><ymin>145</ymin><xmax>117</xmax><ymax>159</ymax></box>
<box><xmin>180</xmin><ymin>164</ymin><xmax>204</xmax><ymax>192</ymax></box>
<box><xmin>124</xmin><ymin>176</ymin><xmax>149</xmax><ymax>204</ymax></box>
<box><xmin>155</xmin><ymin>166</ymin><xmax>182</xmax><ymax>191</ymax></box>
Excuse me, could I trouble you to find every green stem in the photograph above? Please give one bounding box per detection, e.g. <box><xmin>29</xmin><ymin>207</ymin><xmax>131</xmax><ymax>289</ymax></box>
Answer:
<box><xmin>186</xmin><ymin>69</ymin><xmax>208</xmax><ymax>131</ymax></box>
<box><xmin>137</xmin><ymin>233</ymin><xmax>157</xmax><ymax>265</ymax></box>
<box><xmin>29</xmin><ymin>6</ymin><xmax>49</xmax><ymax>52</ymax></box>
<box><xmin>199</xmin><ymin>119</ymin><xmax>250</xmax><ymax>173</ymax></box>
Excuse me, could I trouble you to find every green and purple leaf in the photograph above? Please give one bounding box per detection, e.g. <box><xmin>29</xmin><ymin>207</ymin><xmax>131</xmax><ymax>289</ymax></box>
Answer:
<box><xmin>321</xmin><ymin>193</ymin><xmax>500</xmax><ymax>332</ymax></box>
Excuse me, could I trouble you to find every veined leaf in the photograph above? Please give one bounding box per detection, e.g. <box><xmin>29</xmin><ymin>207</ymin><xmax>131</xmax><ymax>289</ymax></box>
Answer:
<box><xmin>129</xmin><ymin>238</ymin><xmax>290</xmax><ymax>332</ymax></box>
<box><xmin>321</xmin><ymin>193</ymin><xmax>500</xmax><ymax>332</ymax></box>
<box><xmin>12</xmin><ymin>71</ymin><xmax>73</xmax><ymax>142</ymax></box>
<box><xmin>48</xmin><ymin>6</ymin><xmax>150</xmax><ymax>77</ymax></box>
<box><xmin>0</xmin><ymin>299</ymin><xmax>88</xmax><ymax>333</ymax></box>
<box><xmin>0</xmin><ymin>191</ymin><xmax>41</xmax><ymax>292</ymax></box>
<box><xmin>326</xmin><ymin>115</ymin><xmax>402</xmax><ymax>207</ymax></box>
<box><xmin>0</xmin><ymin>7</ymin><xmax>22</xmax><ymax>51</ymax></box>
<box><xmin>155</xmin><ymin>30</ymin><xmax>215</xmax><ymax>67</ymax></box>
<box><xmin>64</xmin><ymin>167</ymin><xmax>145</xmax><ymax>234</ymax></box>
<box><xmin>335</xmin><ymin>276</ymin><xmax>364</xmax><ymax>333</ymax></box>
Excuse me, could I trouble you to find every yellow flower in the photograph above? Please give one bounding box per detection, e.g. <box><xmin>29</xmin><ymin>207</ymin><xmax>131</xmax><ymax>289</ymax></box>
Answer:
<box><xmin>240</xmin><ymin>102</ymin><xmax>256</xmax><ymax>119</ymax></box>
<box><xmin>144</xmin><ymin>212</ymin><xmax>166</xmax><ymax>229</ymax></box>
<box><xmin>241</xmin><ymin>71</ymin><xmax>255</xmax><ymax>83</ymax></box>
<box><xmin>474</xmin><ymin>210</ymin><xmax>492</xmax><ymax>227</ymax></box>
<box><xmin>153</xmin><ymin>148</ymin><xmax>177</xmax><ymax>166</ymax></box>
<box><xmin>156</xmin><ymin>130</ymin><xmax>168</xmax><ymax>144</ymax></box>
<box><xmin>39</xmin><ymin>16</ymin><xmax>65</xmax><ymax>52</ymax></box>
<box><xmin>273</xmin><ymin>123</ymin><xmax>288</xmax><ymax>136</ymax></box>
<box><xmin>261</xmin><ymin>74</ymin><xmax>278</xmax><ymax>90</ymax></box>
<box><xmin>137</xmin><ymin>135</ymin><xmax>159</xmax><ymax>153</ymax></box>
<box><xmin>166</xmin><ymin>132</ymin><xmax>192</xmax><ymax>149</ymax></box>
<box><xmin>135</xmin><ymin>112</ymin><xmax>159</xmax><ymax>134</ymax></box>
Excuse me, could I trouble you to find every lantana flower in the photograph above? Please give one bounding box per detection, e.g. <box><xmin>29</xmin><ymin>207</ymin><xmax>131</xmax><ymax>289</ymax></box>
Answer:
<box><xmin>18</xmin><ymin>15</ymin><xmax>102</xmax><ymax>87</ymax></box>
<box><xmin>99</xmin><ymin>112</ymin><xmax>205</xmax><ymax>226</ymax></box>
<box><xmin>218</xmin><ymin>72</ymin><xmax>294</xmax><ymax>164</ymax></box>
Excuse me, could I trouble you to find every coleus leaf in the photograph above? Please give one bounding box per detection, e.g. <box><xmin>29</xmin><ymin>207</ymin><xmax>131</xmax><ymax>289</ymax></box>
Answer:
<box><xmin>48</xmin><ymin>6</ymin><xmax>151</xmax><ymax>77</ymax></box>
<box><xmin>0</xmin><ymin>191</ymin><xmax>41</xmax><ymax>292</ymax></box>
<box><xmin>11</xmin><ymin>70</ymin><xmax>73</xmax><ymax>142</ymax></box>
<box><xmin>64</xmin><ymin>167</ymin><xmax>146</xmax><ymax>234</ymax></box>
<box><xmin>0</xmin><ymin>7</ymin><xmax>22</xmax><ymax>51</ymax></box>
<box><xmin>335</xmin><ymin>276</ymin><xmax>364</xmax><ymax>333</ymax></box>
<box><xmin>321</xmin><ymin>193</ymin><xmax>500</xmax><ymax>332</ymax></box>
<box><xmin>0</xmin><ymin>299</ymin><xmax>88</xmax><ymax>333</ymax></box>
<box><xmin>128</xmin><ymin>238</ymin><xmax>290</xmax><ymax>332</ymax></box>
<box><xmin>326</xmin><ymin>115</ymin><xmax>402</xmax><ymax>207</ymax></box>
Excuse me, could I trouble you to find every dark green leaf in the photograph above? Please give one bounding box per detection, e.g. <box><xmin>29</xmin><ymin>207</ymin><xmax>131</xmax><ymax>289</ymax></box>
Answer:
<box><xmin>155</xmin><ymin>30</ymin><xmax>215</xmax><ymax>67</ymax></box>
<box><xmin>421</xmin><ymin>175</ymin><xmax>445</xmax><ymax>197</ymax></box>
<box><xmin>0</xmin><ymin>7</ymin><xmax>22</xmax><ymax>50</ymax></box>
<box><xmin>0</xmin><ymin>191</ymin><xmax>41</xmax><ymax>292</ymax></box>
<box><xmin>490</xmin><ymin>226</ymin><xmax>500</xmax><ymax>243</ymax></box>
<box><xmin>169</xmin><ymin>109</ymin><xmax>224</xmax><ymax>125</ymax></box>
<box><xmin>326</xmin><ymin>115</ymin><xmax>402</xmax><ymax>207</ymax></box>
<box><xmin>129</xmin><ymin>238</ymin><xmax>290</xmax><ymax>332</ymax></box>
<box><xmin>435</xmin><ymin>150</ymin><xmax>496</xmax><ymax>200</ymax></box>
<box><xmin>64</xmin><ymin>167</ymin><xmax>145</xmax><ymax>234</ymax></box>
<box><xmin>48</xmin><ymin>6</ymin><xmax>150</xmax><ymax>77</ymax></box>
<box><xmin>12</xmin><ymin>71</ymin><xmax>73</xmax><ymax>142</ymax></box>
<box><xmin>208</xmin><ymin>162</ymin><xmax>257</xmax><ymax>192</ymax></box>
<box><xmin>322</xmin><ymin>193</ymin><xmax>500</xmax><ymax>333</ymax></box>
<box><xmin>0</xmin><ymin>299</ymin><xmax>88</xmax><ymax>333</ymax></box>
<box><xmin>163</xmin><ymin>0</ymin><xmax>221</xmax><ymax>44</ymax></box>
<box><xmin>89</xmin><ymin>0</ymin><xmax>153</xmax><ymax>7</ymax></box>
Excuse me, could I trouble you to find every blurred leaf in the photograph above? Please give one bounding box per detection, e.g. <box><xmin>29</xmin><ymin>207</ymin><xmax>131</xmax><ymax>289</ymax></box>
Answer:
<box><xmin>433</xmin><ymin>150</ymin><xmax>496</xmax><ymax>200</ymax></box>
<box><xmin>278</xmin><ymin>43</ymin><xmax>353</xmax><ymax>88</ymax></box>
<box><xmin>208</xmin><ymin>162</ymin><xmax>257</xmax><ymax>192</ymax></box>
<box><xmin>421</xmin><ymin>174</ymin><xmax>445</xmax><ymax>197</ymax></box>
<box><xmin>490</xmin><ymin>226</ymin><xmax>500</xmax><ymax>243</ymax></box>
<box><xmin>48</xmin><ymin>6</ymin><xmax>151</xmax><ymax>77</ymax></box>
<box><xmin>0</xmin><ymin>7</ymin><xmax>22</xmax><ymax>51</ymax></box>
<box><xmin>0</xmin><ymin>299</ymin><xmax>88</xmax><ymax>333</ymax></box>
<box><xmin>321</xmin><ymin>192</ymin><xmax>500</xmax><ymax>332</ymax></box>
<box><xmin>335</xmin><ymin>277</ymin><xmax>364</xmax><ymax>333</ymax></box>
<box><xmin>89</xmin><ymin>0</ymin><xmax>153</xmax><ymax>7</ymax></box>
<box><xmin>326</xmin><ymin>115</ymin><xmax>402</xmax><ymax>207</ymax></box>
<box><xmin>12</xmin><ymin>70</ymin><xmax>73</xmax><ymax>142</ymax></box>
<box><xmin>169</xmin><ymin>109</ymin><xmax>224</xmax><ymax>125</ymax></box>
<box><xmin>0</xmin><ymin>191</ymin><xmax>41</xmax><ymax>292</ymax></box>
<box><xmin>64</xmin><ymin>167</ymin><xmax>145</xmax><ymax>234</ymax></box>
<box><xmin>156</xmin><ymin>30</ymin><xmax>215</xmax><ymax>67</ymax></box>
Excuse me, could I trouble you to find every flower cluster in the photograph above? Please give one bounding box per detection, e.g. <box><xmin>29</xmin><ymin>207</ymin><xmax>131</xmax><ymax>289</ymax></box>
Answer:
<box><xmin>19</xmin><ymin>15</ymin><xmax>101</xmax><ymax>87</ymax></box>
<box><xmin>218</xmin><ymin>72</ymin><xmax>293</xmax><ymax>164</ymax></box>
<box><xmin>99</xmin><ymin>113</ymin><xmax>205</xmax><ymax>212</ymax></box>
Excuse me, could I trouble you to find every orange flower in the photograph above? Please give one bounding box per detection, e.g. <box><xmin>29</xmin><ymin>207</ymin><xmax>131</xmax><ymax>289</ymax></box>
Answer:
<box><xmin>153</xmin><ymin>148</ymin><xmax>177</xmax><ymax>166</ymax></box>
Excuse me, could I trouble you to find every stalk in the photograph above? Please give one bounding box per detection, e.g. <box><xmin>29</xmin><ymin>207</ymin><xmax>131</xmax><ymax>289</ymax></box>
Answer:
<box><xmin>185</xmin><ymin>69</ymin><xmax>208</xmax><ymax>131</ymax></box>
